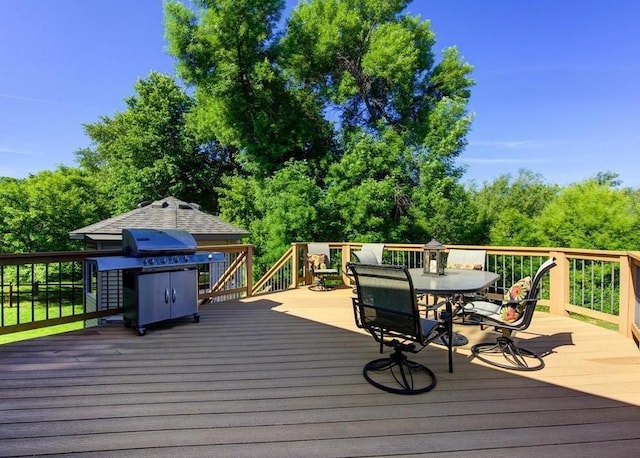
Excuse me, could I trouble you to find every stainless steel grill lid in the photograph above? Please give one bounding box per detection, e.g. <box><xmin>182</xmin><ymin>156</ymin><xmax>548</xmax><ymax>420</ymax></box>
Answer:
<box><xmin>88</xmin><ymin>228</ymin><xmax>211</xmax><ymax>272</ymax></box>
<box><xmin>122</xmin><ymin>228</ymin><xmax>197</xmax><ymax>257</ymax></box>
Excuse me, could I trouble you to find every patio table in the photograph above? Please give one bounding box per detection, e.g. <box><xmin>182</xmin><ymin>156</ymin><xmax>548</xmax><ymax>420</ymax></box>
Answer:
<box><xmin>409</xmin><ymin>268</ymin><xmax>500</xmax><ymax>373</ymax></box>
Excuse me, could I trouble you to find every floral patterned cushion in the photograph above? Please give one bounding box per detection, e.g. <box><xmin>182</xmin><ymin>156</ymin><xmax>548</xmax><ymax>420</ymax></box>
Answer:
<box><xmin>500</xmin><ymin>276</ymin><xmax>532</xmax><ymax>322</ymax></box>
<box><xmin>448</xmin><ymin>262</ymin><xmax>484</xmax><ymax>270</ymax></box>
<box><xmin>307</xmin><ymin>253</ymin><xmax>328</xmax><ymax>271</ymax></box>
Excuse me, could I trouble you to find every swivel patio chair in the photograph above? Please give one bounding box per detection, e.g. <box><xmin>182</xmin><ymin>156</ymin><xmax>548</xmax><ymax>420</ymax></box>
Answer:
<box><xmin>352</xmin><ymin>249</ymin><xmax>381</xmax><ymax>265</ymax></box>
<box><xmin>360</xmin><ymin>243</ymin><xmax>385</xmax><ymax>264</ymax></box>
<box><xmin>459</xmin><ymin>257</ymin><xmax>556</xmax><ymax>371</ymax></box>
<box><xmin>348</xmin><ymin>246</ymin><xmax>383</xmax><ymax>293</ymax></box>
<box><xmin>349</xmin><ymin>263</ymin><xmax>447</xmax><ymax>394</ymax></box>
<box><xmin>307</xmin><ymin>243</ymin><xmax>339</xmax><ymax>291</ymax></box>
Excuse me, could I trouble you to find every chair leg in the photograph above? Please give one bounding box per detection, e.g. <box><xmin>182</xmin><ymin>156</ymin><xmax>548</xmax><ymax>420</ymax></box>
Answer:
<box><xmin>309</xmin><ymin>274</ymin><xmax>334</xmax><ymax>291</ymax></box>
<box><xmin>471</xmin><ymin>336</ymin><xmax>545</xmax><ymax>371</ymax></box>
<box><xmin>362</xmin><ymin>347</ymin><xmax>437</xmax><ymax>394</ymax></box>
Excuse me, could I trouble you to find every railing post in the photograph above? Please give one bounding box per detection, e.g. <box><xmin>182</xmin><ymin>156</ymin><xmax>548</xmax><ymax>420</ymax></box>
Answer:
<box><xmin>632</xmin><ymin>260</ymin><xmax>640</xmax><ymax>345</ymax></box>
<box><xmin>341</xmin><ymin>243</ymin><xmax>352</xmax><ymax>286</ymax></box>
<box><xmin>246</xmin><ymin>245</ymin><xmax>253</xmax><ymax>297</ymax></box>
<box><xmin>549</xmin><ymin>250</ymin><xmax>569</xmax><ymax>316</ymax></box>
<box><xmin>302</xmin><ymin>243</ymin><xmax>312</xmax><ymax>286</ymax></box>
<box><xmin>290</xmin><ymin>243</ymin><xmax>300</xmax><ymax>289</ymax></box>
<box><xmin>618</xmin><ymin>254</ymin><xmax>633</xmax><ymax>337</ymax></box>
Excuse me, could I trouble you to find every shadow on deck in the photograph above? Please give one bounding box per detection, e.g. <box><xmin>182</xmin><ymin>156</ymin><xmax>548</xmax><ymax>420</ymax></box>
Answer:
<box><xmin>1</xmin><ymin>287</ymin><xmax>639</xmax><ymax>456</ymax></box>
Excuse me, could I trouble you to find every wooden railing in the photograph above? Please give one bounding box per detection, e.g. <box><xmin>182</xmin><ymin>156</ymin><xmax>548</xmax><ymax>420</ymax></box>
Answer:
<box><xmin>0</xmin><ymin>245</ymin><xmax>253</xmax><ymax>337</ymax></box>
<box><xmin>254</xmin><ymin>242</ymin><xmax>639</xmax><ymax>346</ymax></box>
<box><xmin>197</xmin><ymin>244</ymin><xmax>253</xmax><ymax>302</ymax></box>
<box><xmin>1</xmin><ymin>243</ymin><xmax>638</xmax><ymax>347</ymax></box>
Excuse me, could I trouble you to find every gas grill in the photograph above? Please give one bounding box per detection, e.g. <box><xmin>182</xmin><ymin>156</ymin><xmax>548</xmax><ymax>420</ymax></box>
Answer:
<box><xmin>88</xmin><ymin>228</ymin><xmax>212</xmax><ymax>336</ymax></box>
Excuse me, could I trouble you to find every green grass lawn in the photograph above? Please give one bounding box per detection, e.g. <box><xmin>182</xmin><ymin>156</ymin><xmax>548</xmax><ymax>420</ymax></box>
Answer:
<box><xmin>1</xmin><ymin>297</ymin><xmax>86</xmax><ymax>345</ymax></box>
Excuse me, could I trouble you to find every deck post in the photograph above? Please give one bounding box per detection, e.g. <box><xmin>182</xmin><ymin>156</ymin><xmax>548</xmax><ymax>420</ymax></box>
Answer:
<box><xmin>290</xmin><ymin>242</ymin><xmax>300</xmax><ymax>288</ymax></box>
<box><xmin>618</xmin><ymin>254</ymin><xmax>633</xmax><ymax>337</ymax></box>
<box><xmin>549</xmin><ymin>250</ymin><xmax>569</xmax><ymax>316</ymax></box>
<box><xmin>246</xmin><ymin>245</ymin><xmax>253</xmax><ymax>297</ymax></box>
<box><xmin>341</xmin><ymin>243</ymin><xmax>352</xmax><ymax>286</ymax></box>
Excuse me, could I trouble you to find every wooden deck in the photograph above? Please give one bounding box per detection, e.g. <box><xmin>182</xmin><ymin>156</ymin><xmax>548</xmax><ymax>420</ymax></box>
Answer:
<box><xmin>1</xmin><ymin>286</ymin><xmax>639</xmax><ymax>457</ymax></box>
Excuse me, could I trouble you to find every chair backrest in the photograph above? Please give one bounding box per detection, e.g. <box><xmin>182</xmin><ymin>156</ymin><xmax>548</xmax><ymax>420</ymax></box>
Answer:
<box><xmin>446</xmin><ymin>249</ymin><xmax>486</xmax><ymax>270</ymax></box>
<box><xmin>307</xmin><ymin>243</ymin><xmax>333</xmax><ymax>268</ymax></box>
<box><xmin>361</xmin><ymin>243</ymin><xmax>385</xmax><ymax>264</ymax></box>
<box><xmin>353</xmin><ymin>250</ymin><xmax>380</xmax><ymax>264</ymax></box>
<box><xmin>349</xmin><ymin>263</ymin><xmax>421</xmax><ymax>339</ymax></box>
<box><xmin>515</xmin><ymin>257</ymin><xmax>557</xmax><ymax>328</ymax></box>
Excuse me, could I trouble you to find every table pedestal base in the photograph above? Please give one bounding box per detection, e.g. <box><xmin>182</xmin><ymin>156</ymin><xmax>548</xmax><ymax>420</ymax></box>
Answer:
<box><xmin>433</xmin><ymin>331</ymin><xmax>468</xmax><ymax>347</ymax></box>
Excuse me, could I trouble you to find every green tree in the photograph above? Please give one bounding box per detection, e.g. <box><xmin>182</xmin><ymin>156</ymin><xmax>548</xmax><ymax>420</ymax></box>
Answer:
<box><xmin>78</xmin><ymin>71</ymin><xmax>232</xmax><ymax>214</ymax></box>
<box><xmin>164</xmin><ymin>0</ymin><xmax>333</xmax><ymax>177</ymax></box>
<box><xmin>0</xmin><ymin>167</ymin><xmax>108</xmax><ymax>253</ymax></box>
<box><xmin>283</xmin><ymin>0</ymin><xmax>474</xmax><ymax>244</ymax></box>
<box><xmin>470</xmin><ymin>169</ymin><xmax>559</xmax><ymax>246</ymax></box>
<box><xmin>219</xmin><ymin>160</ymin><xmax>324</xmax><ymax>274</ymax></box>
<box><xmin>165</xmin><ymin>0</ymin><xmax>475</xmax><ymax>263</ymax></box>
<box><xmin>281</xmin><ymin>0</ymin><xmax>472</xmax><ymax>137</ymax></box>
<box><xmin>534</xmin><ymin>179</ymin><xmax>640</xmax><ymax>250</ymax></box>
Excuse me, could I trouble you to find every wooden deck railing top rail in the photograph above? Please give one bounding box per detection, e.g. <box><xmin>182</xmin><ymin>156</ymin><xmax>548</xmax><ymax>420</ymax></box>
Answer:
<box><xmin>0</xmin><ymin>242</ymin><xmax>638</xmax><ymax>348</ymax></box>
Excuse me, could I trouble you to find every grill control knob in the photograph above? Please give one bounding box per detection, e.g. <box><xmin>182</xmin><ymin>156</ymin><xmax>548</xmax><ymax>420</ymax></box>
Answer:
<box><xmin>147</xmin><ymin>258</ymin><xmax>154</xmax><ymax>265</ymax></box>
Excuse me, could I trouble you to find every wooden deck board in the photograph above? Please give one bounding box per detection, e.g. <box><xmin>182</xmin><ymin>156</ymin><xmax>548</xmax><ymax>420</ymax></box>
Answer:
<box><xmin>1</xmin><ymin>286</ymin><xmax>639</xmax><ymax>457</ymax></box>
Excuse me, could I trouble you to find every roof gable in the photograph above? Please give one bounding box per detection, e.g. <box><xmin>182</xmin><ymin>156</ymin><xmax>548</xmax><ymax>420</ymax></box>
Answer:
<box><xmin>69</xmin><ymin>196</ymin><xmax>249</xmax><ymax>241</ymax></box>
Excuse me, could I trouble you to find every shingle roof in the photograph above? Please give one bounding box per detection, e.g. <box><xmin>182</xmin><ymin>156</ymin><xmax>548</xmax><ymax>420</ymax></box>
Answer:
<box><xmin>69</xmin><ymin>196</ymin><xmax>249</xmax><ymax>241</ymax></box>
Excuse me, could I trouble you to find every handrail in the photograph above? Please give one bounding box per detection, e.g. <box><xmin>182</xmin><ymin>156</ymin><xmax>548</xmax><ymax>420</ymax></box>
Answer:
<box><xmin>207</xmin><ymin>251</ymin><xmax>247</xmax><ymax>294</ymax></box>
<box><xmin>252</xmin><ymin>246</ymin><xmax>294</xmax><ymax>295</ymax></box>
<box><xmin>1</xmin><ymin>243</ymin><xmax>638</xmax><ymax>348</ymax></box>
<box><xmin>253</xmin><ymin>242</ymin><xmax>638</xmax><ymax>346</ymax></box>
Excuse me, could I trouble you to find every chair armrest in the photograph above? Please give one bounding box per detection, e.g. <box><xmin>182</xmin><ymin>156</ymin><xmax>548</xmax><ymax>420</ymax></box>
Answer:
<box><xmin>352</xmin><ymin>297</ymin><xmax>364</xmax><ymax>329</ymax></box>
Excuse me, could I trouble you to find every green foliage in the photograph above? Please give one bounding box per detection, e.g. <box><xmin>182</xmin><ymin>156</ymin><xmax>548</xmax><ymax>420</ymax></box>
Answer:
<box><xmin>325</xmin><ymin>128</ymin><xmax>415</xmax><ymax>241</ymax></box>
<box><xmin>469</xmin><ymin>169</ymin><xmax>559</xmax><ymax>246</ymax></box>
<box><xmin>0</xmin><ymin>168</ymin><xmax>108</xmax><ymax>253</ymax></box>
<box><xmin>468</xmin><ymin>171</ymin><xmax>640</xmax><ymax>251</ymax></box>
<box><xmin>79</xmin><ymin>71</ymin><xmax>230</xmax><ymax>214</ymax></box>
<box><xmin>219</xmin><ymin>160</ymin><xmax>323</xmax><ymax>274</ymax></box>
<box><xmin>282</xmin><ymin>0</ymin><xmax>473</xmax><ymax>142</ymax></box>
<box><xmin>534</xmin><ymin>179</ymin><xmax>640</xmax><ymax>250</ymax></box>
<box><xmin>10</xmin><ymin>2</ymin><xmax>637</xmax><ymax>271</ymax></box>
<box><xmin>569</xmin><ymin>259</ymin><xmax>619</xmax><ymax>315</ymax></box>
<box><xmin>165</xmin><ymin>0</ymin><xmax>332</xmax><ymax>177</ymax></box>
<box><xmin>163</xmin><ymin>0</ymin><xmax>476</xmax><ymax>264</ymax></box>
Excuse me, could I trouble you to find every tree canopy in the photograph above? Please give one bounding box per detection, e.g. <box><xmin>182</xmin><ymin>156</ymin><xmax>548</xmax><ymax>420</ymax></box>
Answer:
<box><xmin>0</xmin><ymin>167</ymin><xmax>109</xmax><ymax>253</ymax></box>
<box><xmin>163</xmin><ymin>0</ymin><xmax>476</xmax><ymax>271</ymax></box>
<box><xmin>2</xmin><ymin>1</ymin><xmax>639</xmax><ymax>261</ymax></box>
<box><xmin>534</xmin><ymin>179</ymin><xmax>640</xmax><ymax>250</ymax></box>
<box><xmin>78</xmin><ymin>71</ymin><xmax>233</xmax><ymax>214</ymax></box>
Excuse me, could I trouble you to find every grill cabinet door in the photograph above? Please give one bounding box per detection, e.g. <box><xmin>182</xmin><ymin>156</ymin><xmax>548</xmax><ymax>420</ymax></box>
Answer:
<box><xmin>169</xmin><ymin>269</ymin><xmax>198</xmax><ymax>319</ymax></box>
<box><xmin>137</xmin><ymin>272</ymin><xmax>172</xmax><ymax>326</ymax></box>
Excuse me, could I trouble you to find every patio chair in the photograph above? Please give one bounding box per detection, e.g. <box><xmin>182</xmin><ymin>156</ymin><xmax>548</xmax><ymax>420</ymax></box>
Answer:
<box><xmin>349</xmin><ymin>263</ymin><xmax>447</xmax><ymax>394</ymax></box>
<box><xmin>360</xmin><ymin>243</ymin><xmax>385</xmax><ymax>263</ymax></box>
<box><xmin>424</xmin><ymin>249</ymin><xmax>487</xmax><ymax>319</ymax></box>
<box><xmin>460</xmin><ymin>257</ymin><xmax>556</xmax><ymax>371</ymax></box>
<box><xmin>306</xmin><ymin>243</ymin><xmax>339</xmax><ymax>291</ymax></box>
<box><xmin>352</xmin><ymin>249</ymin><xmax>380</xmax><ymax>265</ymax></box>
<box><xmin>347</xmin><ymin>246</ymin><xmax>383</xmax><ymax>293</ymax></box>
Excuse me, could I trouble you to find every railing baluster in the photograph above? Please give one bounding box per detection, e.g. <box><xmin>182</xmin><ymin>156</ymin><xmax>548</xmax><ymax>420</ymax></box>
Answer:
<box><xmin>611</xmin><ymin>263</ymin><xmax>616</xmax><ymax>315</ymax></box>
<box><xmin>0</xmin><ymin>244</ymin><xmax>634</xmax><ymax>341</ymax></box>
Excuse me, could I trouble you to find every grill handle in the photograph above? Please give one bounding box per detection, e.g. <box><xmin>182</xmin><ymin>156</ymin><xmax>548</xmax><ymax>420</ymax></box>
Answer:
<box><xmin>172</xmin><ymin>288</ymin><xmax>177</xmax><ymax>303</ymax></box>
<box><xmin>164</xmin><ymin>288</ymin><xmax>170</xmax><ymax>304</ymax></box>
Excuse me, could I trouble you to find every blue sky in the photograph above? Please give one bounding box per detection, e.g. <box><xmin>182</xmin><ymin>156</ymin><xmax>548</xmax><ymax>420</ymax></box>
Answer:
<box><xmin>1</xmin><ymin>0</ymin><xmax>639</xmax><ymax>187</ymax></box>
